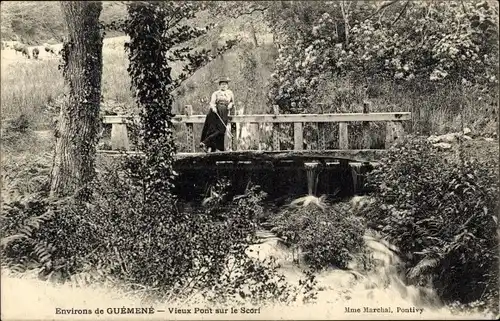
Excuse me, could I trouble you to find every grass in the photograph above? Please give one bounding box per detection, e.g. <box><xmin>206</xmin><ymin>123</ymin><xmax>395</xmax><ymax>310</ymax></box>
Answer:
<box><xmin>1</xmin><ymin>58</ymin><xmax>63</xmax><ymax>129</ymax></box>
<box><xmin>101</xmin><ymin>41</ymin><xmax>134</xmax><ymax>107</ymax></box>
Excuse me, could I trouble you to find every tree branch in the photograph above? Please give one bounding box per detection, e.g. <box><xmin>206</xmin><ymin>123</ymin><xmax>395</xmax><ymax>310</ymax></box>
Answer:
<box><xmin>170</xmin><ymin>39</ymin><xmax>239</xmax><ymax>93</ymax></box>
<box><xmin>391</xmin><ymin>0</ymin><xmax>410</xmax><ymax>26</ymax></box>
<box><xmin>235</xmin><ymin>6</ymin><xmax>268</xmax><ymax>17</ymax></box>
<box><xmin>363</xmin><ymin>0</ymin><xmax>401</xmax><ymax>22</ymax></box>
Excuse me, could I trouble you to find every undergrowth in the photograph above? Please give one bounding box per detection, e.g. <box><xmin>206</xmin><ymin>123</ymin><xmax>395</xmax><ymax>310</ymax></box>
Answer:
<box><xmin>360</xmin><ymin>135</ymin><xmax>499</xmax><ymax>314</ymax></box>
<box><xmin>0</xmin><ymin>155</ymin><xmax>318</xmax><ymax>306</ymax></box>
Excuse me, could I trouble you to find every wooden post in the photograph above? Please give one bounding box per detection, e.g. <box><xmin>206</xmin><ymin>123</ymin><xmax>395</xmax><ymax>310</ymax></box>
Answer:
<box><xmin>294</xmin><ymin>122</ymin><xmax>304</xmax><ymax>151</ymax></box>
<box><xmin>272</xmin><ymin>105</ymin><xmax>280</xmax><ymax>151</ymax></box>
<box><xmin>362</xmin><ymin>101</ymin><xmax>371</xmax><ymax>149</ymax></box>
<box><xmin>385</xmin><ymin>121</ymin><xmax>404</xmax><ymax>148</ymax></box>
<box><xmin>318</xmin><ymin>123</ymin><xmax>326</xmax><ymax>150</ymax></box>
<box><xmin>317</xmin><ymin>103</ymin><xmax>326</xmax><ymax>150</ymax></box>
<box><xmin>233</xmin><ymin>105</ymin><xmax>245</xmax><ymax>151</ymax></box>
<box><xmin>231</xmin><ymin>122</ymin><xmax>237</xmax><ymax>151</ymax></box>
<box><xmin>339</xmin><ymin>122</ymin><xmax>349</xmax><ymax>150</ymax></box>
<box><xmin>254</xmin><ymin>123</ymin><xmax>261</xmax><ymax>150</ymax></box>
<box><xmin>110</xmin><ymin>121</ymin><xmax>130</xmax><ymax>151</ymax></box>
<box><xmin>184</xmin><ymin>105</ymin><xmax>195</xmax><ymax>152</ymax></box>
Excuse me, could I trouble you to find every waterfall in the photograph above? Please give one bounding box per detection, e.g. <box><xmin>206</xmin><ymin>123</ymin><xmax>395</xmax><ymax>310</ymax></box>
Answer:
<box><xmin>304</xmin><ymin>162</ymin><xmax>319</xmax><ymax>196</ymax></box>
<box><xmin>349</xmin><ymin>162</ymin><xmax>362</xmax><ymax>194</ymax></box>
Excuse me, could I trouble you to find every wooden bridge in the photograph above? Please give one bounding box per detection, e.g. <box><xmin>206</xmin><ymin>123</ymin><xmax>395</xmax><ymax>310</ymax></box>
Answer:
<box><xmin>98</xmin><ymin>105</ymin><xmax>411</xmax><ymax>170</ymax></box>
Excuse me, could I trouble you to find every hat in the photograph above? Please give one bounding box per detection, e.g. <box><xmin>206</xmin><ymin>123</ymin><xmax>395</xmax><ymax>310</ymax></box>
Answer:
<box><xmin>217</xmin><ymin>77</ymin><xmax>231</xmax><ymax>84</ymax></box>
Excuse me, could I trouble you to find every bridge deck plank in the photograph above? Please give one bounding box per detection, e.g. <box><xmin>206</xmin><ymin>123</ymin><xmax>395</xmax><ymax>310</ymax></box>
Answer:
<box><xmin>97</xmin><ymin>149</ymin><xmax>386</xmax><ymax>163</ymax></box>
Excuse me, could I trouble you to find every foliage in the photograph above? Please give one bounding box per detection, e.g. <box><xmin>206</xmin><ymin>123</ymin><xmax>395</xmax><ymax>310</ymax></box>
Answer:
<box><xmin>266</xmin><ymin>0</ymin><xmax>499</xmax><ymax>113</ymax></box>
<box><xmin>360</xmin><ymin>136</ymin><xmax>499</xmax><ymax>312</ymax></box>
<box><xmin>123</xmin><ymin>1</ymin><xmax>178</xmax><ymax>206</ymax></box>
<box><xmin>205</xmin><ymin>1</ymin><xmax>271</xmax><ymax>20</ymax></box>
<box><xmin>270</xmin><ymin>196</ymin><xmax>366</xmax><ymax>271</ymax></box>
<box><xmin>0</xmin><ymin>157</ymin><xmax>317</xmax><ymax>305</ymax></box>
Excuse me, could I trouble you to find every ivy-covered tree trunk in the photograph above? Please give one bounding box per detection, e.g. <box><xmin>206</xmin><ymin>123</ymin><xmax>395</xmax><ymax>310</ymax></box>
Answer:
<box><xmin>50</xmin><ymin>2</ymin><xmax>103</xmax><ymax>198</ymax></box>
<box><xmin>125</xmin><ymin>2</ymin><xmax>176</xmax><ymax>201</ymax></box>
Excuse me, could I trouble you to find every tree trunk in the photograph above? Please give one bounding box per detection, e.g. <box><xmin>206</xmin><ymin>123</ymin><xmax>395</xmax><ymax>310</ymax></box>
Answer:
<box><xmin>340</xmin><ymin>1</ymin><xmax>350</xmax><ymax>48</ymax></box>
<box><xmin>249</xmin><ymin>21</ymin><xmax>259</xmax><ymax>47</ymax></box>
<box><xmin>50</xmin><ymin>2</ymin><xmax>103</xmax><ymax>198</ymax></box>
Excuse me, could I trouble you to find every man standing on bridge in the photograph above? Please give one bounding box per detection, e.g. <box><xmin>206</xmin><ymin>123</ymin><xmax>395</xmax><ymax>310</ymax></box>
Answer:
<box><xmin>199</xmin><ymin>77</ymin><xmax>234</xmax><ymax>152</ymax></box>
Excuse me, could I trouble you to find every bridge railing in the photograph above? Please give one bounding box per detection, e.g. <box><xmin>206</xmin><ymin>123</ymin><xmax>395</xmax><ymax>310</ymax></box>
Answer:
<box><xmin>101</xmin><ymin>105</ymin><xmax>411</xmax><ymax>152</ymax></box>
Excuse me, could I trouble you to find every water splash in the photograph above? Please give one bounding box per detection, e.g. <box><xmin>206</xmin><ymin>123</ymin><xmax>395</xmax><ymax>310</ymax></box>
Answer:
<box><xmin>290</xmin><ymin>194</ymin><xmax>327</xmax><ymax>209</ymax></box>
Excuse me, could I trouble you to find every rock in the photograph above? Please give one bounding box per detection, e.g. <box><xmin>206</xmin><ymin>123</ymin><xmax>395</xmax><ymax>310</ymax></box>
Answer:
<box><xmin>463</xmin><ymin>127</ymin><xmax>471</xmax><ymax>135</ymax></box>
<box><xmin>462</xmin><ymin>135</ymin><xmax>472</xmax><ymax>140</ymax></box>
<box><xmin>427</xmin><ymin>133</ymin><xmax>461</xmax><ymax>144</ymax></box>
<box><xmin>350</xmin><ymin>195</ymin><xmax>375</xmax><ymax>212</ymax></box>
<box><xmin>433</xmin><ymin>142</ymin><xmax>452</xmax><ymax>150</ymax></box>
<box><xmin>484</xmin><ymin>137</ymin><xmax>495</xmax><ymax>142</ymax></box>
<box><xmin>440</xmin><ymin>133</ymin><xmax>461</xmax><ymax>143</ymax></box>
<box><xmin>427</xmin><ymin>135</ymin><xmax>440</xmax><ymax>144</ymax></box>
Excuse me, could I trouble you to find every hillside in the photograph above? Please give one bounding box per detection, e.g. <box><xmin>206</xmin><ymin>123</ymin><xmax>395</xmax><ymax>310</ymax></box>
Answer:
<box><xmin>0</xmin><ymin>1</ymin><xmax>127</xmax><ymax>45</ymax></box>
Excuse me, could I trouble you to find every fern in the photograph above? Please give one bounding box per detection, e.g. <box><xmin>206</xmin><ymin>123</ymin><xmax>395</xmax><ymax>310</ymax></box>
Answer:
<box><xmin>33</xmin><ymin>241</ymin><xmax>53</xmax><ymax>267</ymax></box>
<box><xmin>2</xmin><ymin>208</ymin><xmax>56</xmax><ymax>243</ymax></box>
<box><xmin>408</xmin><ymin>257</ymin><xmax>440</xmax><ymax>281</ymax></box>
<box><xmin>1</xmin><ymin>234</ymin><xmax>28</xmax><ymax>248</ymax></box>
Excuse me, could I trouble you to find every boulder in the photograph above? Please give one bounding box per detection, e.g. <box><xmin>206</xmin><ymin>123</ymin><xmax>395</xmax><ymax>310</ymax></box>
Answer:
<box><xmin>427</xmin><ymin>135</ymin><xmax>440</xmax><ymax>144</ymax></box>
<box><xmin>427</xmin><ymin>133</ymin><xmax>460</xmax><ymax>144</ymax></box>
<box><xmin>432</xmin><ymin>142</ymin><xmax>452</xmax><ymax>150</ymax></box>
<box><xmin>439</xmin><ymin>133</ymin><xmax>461</xmax><ymax>143</ymax></box>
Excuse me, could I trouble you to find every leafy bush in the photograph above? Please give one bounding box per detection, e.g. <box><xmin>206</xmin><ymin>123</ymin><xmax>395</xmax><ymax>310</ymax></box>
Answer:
<box><xmin>1</xmin><ymin>155</ymin><xmax>317</xmax><ymax>306</ymax></box>
<box><xmin>360</xmin><ymin>136</ymin><xmax>499</xmax><ymax>312</ymax></box>
<box><xmin>270</xmin><ymin>195</ymin><xmax>366</xmax><ymax>271</ymax></box>
<box><xmin>267</xmin><ymin>1</ymin><xmax>498</xmax><ymax>113</ymax></box>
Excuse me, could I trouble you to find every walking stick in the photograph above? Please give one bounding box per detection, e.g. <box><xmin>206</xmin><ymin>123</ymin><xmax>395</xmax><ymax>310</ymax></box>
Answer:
<box><xmin>212</xmin><ymin>107</ymin><xmax>233</xmax><ymax>139</ymax></box>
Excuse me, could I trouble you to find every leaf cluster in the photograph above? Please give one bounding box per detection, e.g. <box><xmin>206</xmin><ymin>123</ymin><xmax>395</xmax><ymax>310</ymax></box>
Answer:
<box><xmin>271</xmin><ymin>197</ymin><xmax>366</xmax><ymax>271</ymax></box>
<box><xmin>0</xmin><ymin>158</ymin><xmax>317</xmax><ymax>305</ymax></box>
<box><xmin>265</xmin><ymin>1</ymin><xmax>499</xmax><ymax>113</ymax></box>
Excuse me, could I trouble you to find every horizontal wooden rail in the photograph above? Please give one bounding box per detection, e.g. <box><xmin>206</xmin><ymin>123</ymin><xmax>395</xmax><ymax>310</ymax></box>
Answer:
<box><xmin>102</xmin><ymin>112</ymin><xmax>411</xmax><ymax>124</ymax></box>
<box><xmin>100</xmin><ymin>104</ymin><xmax>411</xmax><ymax>153</ymax></box>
